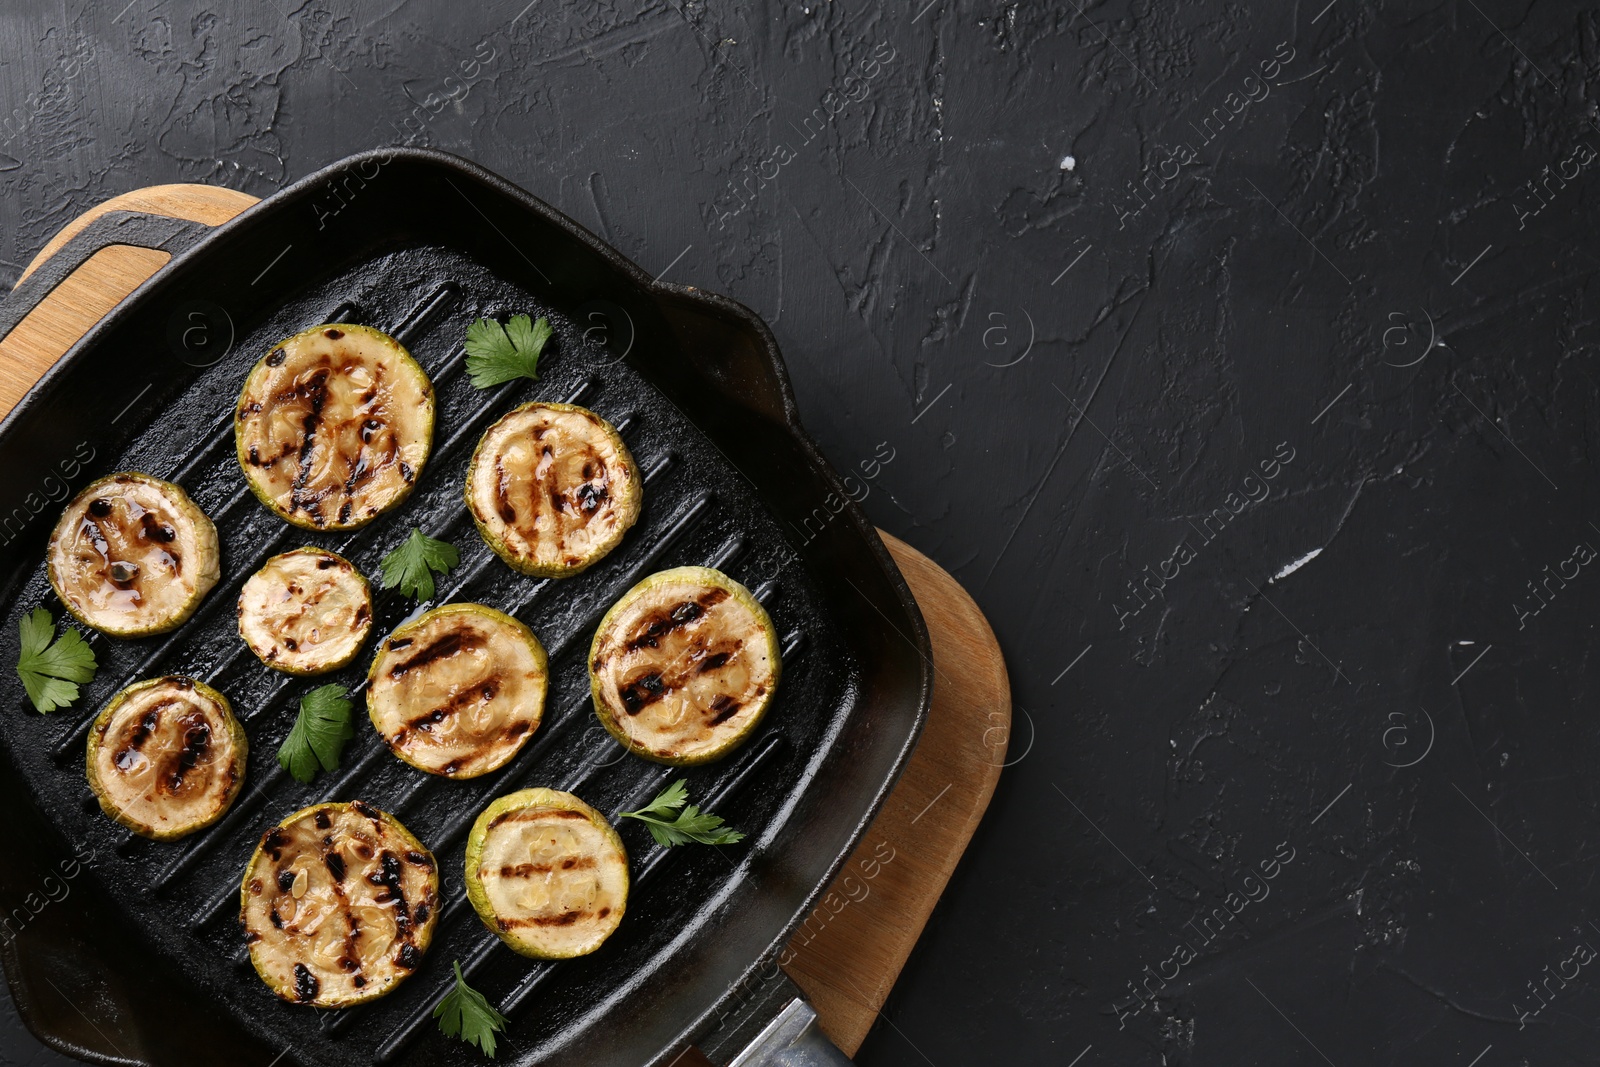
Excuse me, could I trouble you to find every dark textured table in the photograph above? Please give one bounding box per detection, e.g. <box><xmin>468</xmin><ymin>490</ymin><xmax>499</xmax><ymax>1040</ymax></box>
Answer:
<box><xmin>2</xmin><ymin>1</ymin><xmax>1596</xmax><ymax>1064</ymax></box>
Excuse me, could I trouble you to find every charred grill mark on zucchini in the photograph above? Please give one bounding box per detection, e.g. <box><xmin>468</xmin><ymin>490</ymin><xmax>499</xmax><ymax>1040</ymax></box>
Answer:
<box><xmin>323</xmin><ymin>862</ymin><xmax>365</xmax><ymax>991</ymax></box>
<box><xmin>707</xmin><ymin>695</ymin><xmax>741</xmax><ymax>725</ymax></box>
<box><xmin>493</xmin><ymin>458</ymin><xmax>516</xmax><ymax>523</ymax></box>
<box><xmin>388</xmin><ymin>630</ymin><xmax>476</xmax><ymax>678</ymax></box>
<box><xmin>48</xmin><ymin>473</ymin><xmax>220</xmax><ymax>638</ymax></box>
<box><xmin>466</xmin><ymin>402</ymin><xmax>642</xmax><ymax>578</ymax></box>
<box><xmin>293</xmin><ymin>963</ymin><xmax>320</xmax><ymax>1002</ymax></box>
<box><xmin>168</xmin><ymin>715</ymin><xmax>212</xmax><ymax>791</ymax></box>
<box><xmin>86</xmin><ymin>677</ymin><xmax>246</xmax><ymax>840</ymax></box>
<box><xmin>487</xmin><ymin>807</ymin><xmax>589</xmax><ymax>830</ymax></box>
<box><xmin>498</xmin><ymin>856</ymin><xmax>598</xmax><ymax>877</ymax></box>
<box><xmin>619</xmin><ymin>671</ymin><xmax>665</xmax><ymax>715</ymax></box>
<box><xmin>366</xmin><ymin>604</ymin><xmax>548</xmax><ymax>779</ymax></box>
<box><xmin>114</xmin><ymin>698</ymin><xmax>170</xmax><ymax>766</ymax></box>
<box><xmin>697</xmin><ymin>650</ymin><xmax>732</xmax><ymax>673</ymax></box>
<box><xmin>501</xmin><ymin>910</ymin><xmax>584</xmax><ymax>928</ymax></box>
<box><xmin>235</xmin><ymin>324</ymin><xmax>434</xmax><ymax>531</ymax></box>
<box><xmin>241</xmin><ymin>802</ymin><xmax>438</xmax><ymax>1008</ymax></box>
<box><xmin>626</xmin><ymin>593</ymin><xmax>717</xmax><ymax>650</ymax></box>
<box><xmin>286</xmin><ymin>368</ymin><xmax>331</xmax><ymax>520</ymax></box>
<box><xmin>398</xmin><ymin>675</ymin><xmax>502</xmax><ymax>739</ymax></box>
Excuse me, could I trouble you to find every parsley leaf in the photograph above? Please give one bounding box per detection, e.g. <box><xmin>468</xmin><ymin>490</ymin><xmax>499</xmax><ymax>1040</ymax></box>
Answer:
<box><xmin>15</xmin><ymin>608</ymin><xmax>97</xmax><ymax>713</ymax></box>
<box><xmin>465</xmin><ymin>313</ymin><xmax>551</xmax><ymax>389</ymax></box>
<box><xmin>380</xmin><ymin>528</ymin><xmax>460</xmax><ymax>602</ymax></box>
<box><xmin>277</xmin><ymin>684</ymin><xmax>355</xmax><ymax>783</ymax></box>
<box><xmin>434</xmin><ymin>960</ymin><xmax>508</xmax><ymax>1057</ymax></box>
<box><xmin>627</xmin><ymin>777</ymin><xmax>689</xmax><ymax>818</ymax></box>
<box><xmin>620</xmin><ymin>779</ymin><xmax>746</xmax><ymax>847</ymax></box>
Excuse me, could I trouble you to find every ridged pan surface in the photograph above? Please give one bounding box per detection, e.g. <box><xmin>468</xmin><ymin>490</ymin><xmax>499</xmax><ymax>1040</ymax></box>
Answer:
<box><xmin>0</xmin><ymin>150</ymin><xmax>930</xmax><ymax>1067</ymax></box>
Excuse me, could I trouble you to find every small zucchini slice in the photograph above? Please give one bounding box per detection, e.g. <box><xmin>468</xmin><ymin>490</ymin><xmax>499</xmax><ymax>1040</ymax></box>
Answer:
<box><xmin>237</xmin><ymin>547</ymin><xmax>373</xmax><ymax>675</ymax></box>
<box><xmin>85</xmin><ymin>676</ymin><xmax>246</xmax><ymax>841</ymax></box>
<box><xmin>589</xmin><ymin>567</ymin><xmax>780</xmax><ymax>766</ymax></box>
<box><xmin>466</xmin><ymin>401</ymin><xmax>642</xmax><ymax>577</ymax></box>
<box><xmin>241</xmin><ymin>801</ymin><xmax>439</xmax><ymax>1008</ymax></box>
<box><xmin>235</xmin><ymin>324</ymin><xmax>434</xmax><ymax>531</ymax></box>
<box><xmin>464</xmin><ymin>789</ymin><xmax>628</xmax><ymax>959</ymax></box>
<box><xmin>366</xmin><ymin>603</ymin><xmax>548</xmax><ymax>778</ymax></box>
<box><xmin>47</xmin><ymin>472</ymin><xmax>220</xmax><ymax>638</ymax></box>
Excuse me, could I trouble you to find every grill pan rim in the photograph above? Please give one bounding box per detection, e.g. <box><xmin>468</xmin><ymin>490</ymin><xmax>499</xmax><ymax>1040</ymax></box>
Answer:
<box><xmin>0</xmin><ymin>146</ymin><xmax>933</xmax><ymax>1067</ymax></box>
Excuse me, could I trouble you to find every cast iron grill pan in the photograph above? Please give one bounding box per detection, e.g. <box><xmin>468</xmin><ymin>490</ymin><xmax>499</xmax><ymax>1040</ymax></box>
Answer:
<box><xmin>0</xmin><ymin>150</ymin><xmax>930</xmax><ymax>1067</ymax></box>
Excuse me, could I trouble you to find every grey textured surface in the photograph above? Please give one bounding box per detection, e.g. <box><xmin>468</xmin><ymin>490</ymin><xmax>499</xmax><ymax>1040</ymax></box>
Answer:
<box><xmin>3</xmin><ymin>0</ymin><xmax>1599</xmax><ymax>1064</ymax></box>
<box><xmin>0</xmin><ymin>995</ymin><xmax>58</xmax><ymax>1067</ymax></box>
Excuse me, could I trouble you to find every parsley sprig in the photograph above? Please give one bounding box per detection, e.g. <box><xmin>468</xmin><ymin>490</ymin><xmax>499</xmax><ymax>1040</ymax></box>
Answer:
<box><xmin>434</xmin><ymin>960</ymin><xmax>508</xmax><ymax>1057</ymax></box>
<box><xmin>620</xmin><ymin>779</ymin><xmax>746</xmax><ymax>847</ymax></box>
<box><xmin>14</xmin><ymin>608</ymin><xmax>97</xmax><ymax>713</ymax></box>
<box><xmin>277</xmin><ymin>684</ymin><xmax>355</xmax><ymax>783</ymax></box>
<box><xmin>464</xmin><ymin>313</ymin><xmax>552</xmax><ymax>389</ymax></box>
<box><xmin>380</xmin><ymin>528</ymin><xmax>460</xmax><ymax>602</ymax></box>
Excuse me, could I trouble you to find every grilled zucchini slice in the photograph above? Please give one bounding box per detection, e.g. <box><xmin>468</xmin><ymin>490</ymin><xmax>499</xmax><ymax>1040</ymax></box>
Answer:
<box><xmin>47</xmin><ymin>472</ymin><xmax>220</xmax><ymax>638</ymax></box>
<box><xmin>238</xmin><ymin>547</ymin><xmax>373</xmax><ymax>675</ymax></box>
<box><xmin>589</xmin><ymin>567</ymin><xmax>779</xmax><ymax>766</ymax></box>
<box><xmin>466</xmin><ymin>402</ymin><xmax>642</xmax><ymax>577</ymax></box>
<box><xmin>241</xmin><ymin>801</ymin><xmax>439</xmax><ymax>1008</ymax></box>
<box><xmin>366</xmin><ymin>603</ymin><xmax>548</xmax><ymax>778</ymax></box>
<box><xmin>86</xmin><ymin>676</ymin><xmax>246</xmax><ymax>840</ymax></box>
<box><xmin>464</xmin><ymin>789</ymin><xmax>628</xmax><ymax>959</ymax></box>
<box><xmin>235</xmin><ymin>324</ymin><xmax>434</xmax><ymax>531</ymax></box>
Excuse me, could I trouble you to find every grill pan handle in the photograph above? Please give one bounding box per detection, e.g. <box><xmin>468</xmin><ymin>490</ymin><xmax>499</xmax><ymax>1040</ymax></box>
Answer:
<box><xmin>724</xmin><ymin>997</ymin><xmax>854</xmax><ymax>1066</ymax></box>
<box><xmin>693</xmin><ymin>970</ymin><xmax>855</xmax><ymax>1066</ymax></box>
<box><xmin>0</xmin><ymin>209</ymin><xmax>214</xmax><ymax>340</ymax></box>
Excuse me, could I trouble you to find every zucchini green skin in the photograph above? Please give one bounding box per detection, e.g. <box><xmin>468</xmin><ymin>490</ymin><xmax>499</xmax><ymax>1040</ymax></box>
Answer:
<box><xmin>237</xmin><ymin>546</ymin><xmax>373</xmax><ymax>676</ymax></box>
<box><xmin>86</xmin><ymin>676</ymin><xmax>247</xmax><ymax>841</ymax></box>
<box><xmin>465</xmin><ymin>401</ymin><xmax>642</xmax><ymax>578</ymax></box>
<box><xmin>240</xmin><ymin>801</ymin><xmax>439</xmax><ymax>1008</ymax></box>
<box><xmin>365</xmin><ymin>603</ymin><xmax>549</xmax><ymax>778</ymax></box>
<box><xmin>47</xmin><ymin>472</ymin><xmax>220</xmax><ymax>638</ymax></box>
<box><xmin>234</xmin><ymin>323</ymin><xmax>435</xmax><ymax>531</ymax></box>
<box><xmin>464</xmin><ymin>788</ymin><xmax>629</xmax><ymax>959</ymax></box>
<box><xmin>588</xmin><ymin>567</ymin><xmax>781</xmax><ymax>767</ymax></box>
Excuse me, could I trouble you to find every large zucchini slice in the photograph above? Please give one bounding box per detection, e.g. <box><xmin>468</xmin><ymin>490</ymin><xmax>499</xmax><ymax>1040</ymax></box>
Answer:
<box><xmin>237</xmin><ymin>547</ymin><xmax>373</xmax><ymax>675</ymax></box>
<box><xmin>466</xmin><ymin>402</ymin><xmax>642</xmax><ymax>577</ymax></box>
<box><xmin>241</xmin><ymin>800</ymin><xmax>439</xmax><ymax>1008</ymax></box>
<box><xmin>235</xmin><ymin>324</ymin><xmax>434</xmax><ymax>531</ymax></box>
<box><xmin>464</xmin><ymin>789</ymin><xmax>628</xmax><ymax>959</ymax></box>
<box><xmin>589</xmin><ymin>567</ymin><xmax>780</xmax><ymax>766</ymax></box>
<box><xmin>366</xmin><ymin>603</ymin><xmax>548</xmax><ymax>778</ymax></box>
<box><xmin>85</xmin><ymin>676</ymin><xmax>246</xmax><ymax>841</ymax></box>
<box><xmin>47</xmin><ymin>472</ymin><xmax>220</xmax><ymax>638</ymax></box>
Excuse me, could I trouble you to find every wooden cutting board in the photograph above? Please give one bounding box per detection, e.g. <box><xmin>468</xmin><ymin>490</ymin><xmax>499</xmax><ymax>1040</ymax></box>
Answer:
<box><xmin>0</xmin><ymin>185</ymin><xmax>1010</xmax><ymax>1058</ymax></box>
